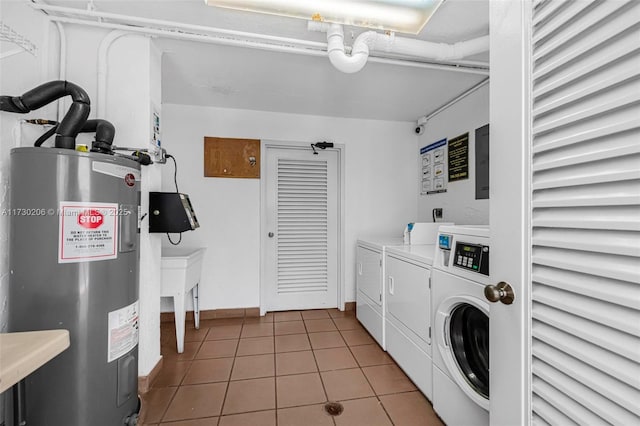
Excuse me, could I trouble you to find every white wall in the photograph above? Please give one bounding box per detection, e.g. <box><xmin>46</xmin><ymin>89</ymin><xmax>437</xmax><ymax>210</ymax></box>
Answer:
<box><xmin>161</xmin><ymin>104</ymin><xmax>419</xmax><ymax>312</ymax></box>
<box><xmin>103</xmin><ymin>33</ymin><xmax>164</xmax><ymax>377</ymax></box>
<box><xmin>0</xmin><ymin>2</ymin><xmax>58</xmax><ymax>420</ymax></box>
<box><xmin>0</xmin><ymin>0</ymin><xmax>56</xmax><ymax>332</ymax></box>
<box><xmin>416</xmin><ymin>84</ymin><xmax>490</xmax><ymax>225</ymax></box>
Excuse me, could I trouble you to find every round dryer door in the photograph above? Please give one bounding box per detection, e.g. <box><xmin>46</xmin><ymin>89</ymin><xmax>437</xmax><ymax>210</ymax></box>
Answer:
<box><xmin>449</xmin><ymin>304</ymin><xmax>489</xmax><ymax>399</ymax></box>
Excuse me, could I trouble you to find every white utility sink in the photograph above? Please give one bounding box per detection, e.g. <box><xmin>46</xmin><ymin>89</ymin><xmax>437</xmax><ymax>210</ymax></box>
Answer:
<box><xmin>161</xmin><ymin>247</ymin><xmax>206</xmax><ymax>353</ymax></box>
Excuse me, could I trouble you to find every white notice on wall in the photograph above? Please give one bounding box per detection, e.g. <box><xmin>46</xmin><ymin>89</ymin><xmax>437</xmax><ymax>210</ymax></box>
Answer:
<box><xmin>420</xmin><ymin>138</ymin><xmax>448</xmax><ymax>195</ymax></box>
<box><xmin>58</xmin><ymin>201</ymin><xmax>118</xmax><ymax>263</ymax></box>
<box><xmin>107</xmin><ymin>300</ymin><xmax>139</xmax><ymax>363</ymax></box>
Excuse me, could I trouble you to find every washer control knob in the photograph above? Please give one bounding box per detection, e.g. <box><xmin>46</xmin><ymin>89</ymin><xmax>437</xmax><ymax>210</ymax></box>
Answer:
<box><xmin>484</xmin><ymin>282</ymin><xmax>515</xmax><ymax>305</ymax></box>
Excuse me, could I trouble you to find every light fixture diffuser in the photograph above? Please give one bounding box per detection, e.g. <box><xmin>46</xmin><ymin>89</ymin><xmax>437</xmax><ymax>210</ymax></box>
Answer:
<box><xmin>203</xmin><ymin>0</ymin><xmax>444</xmax><ymax>34</ymax></box>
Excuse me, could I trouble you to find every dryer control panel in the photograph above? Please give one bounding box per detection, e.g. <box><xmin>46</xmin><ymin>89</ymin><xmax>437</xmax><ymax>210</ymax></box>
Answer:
<box><xmin>454</xmin><ymin>242</ymin><xmax>489</xmax><ymax>275</ymax></box>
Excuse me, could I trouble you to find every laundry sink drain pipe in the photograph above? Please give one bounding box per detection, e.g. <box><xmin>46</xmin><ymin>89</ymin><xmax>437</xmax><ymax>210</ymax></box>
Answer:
<box><xmin>309</xmin><ymin>22</ymin><xmax>489</xmax><ymax>74</ymax></box>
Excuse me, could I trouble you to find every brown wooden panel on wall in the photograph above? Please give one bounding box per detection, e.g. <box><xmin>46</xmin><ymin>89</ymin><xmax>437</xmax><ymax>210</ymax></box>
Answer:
<box><xmin>204</xmin><ymin>137</ymin><xmax>260</xmax><ymax>178</ymax></box>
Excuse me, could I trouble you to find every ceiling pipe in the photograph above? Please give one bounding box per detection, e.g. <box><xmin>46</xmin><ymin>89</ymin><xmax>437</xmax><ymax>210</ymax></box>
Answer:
<box><xmin>423</xmin><ymin>77</ymin><xmax>490</xmax><ymax>121</ymax></box>
<box><xmin>54</xmin><ymin>21</ymin><xmax>67</xmax><ymax>122</ymax></box>
<box><xmin>97</xmin><ymin>30</ymin><xmax>140</xmax><ymax>118</ymax></box>
<box><xmin>310</xmin><ymin>22</ymin><xmax>489</xmax><ymax>74</ymax></box>
<box><xmin>49</xmin><ymin>16</ymin><xmax>329</xmax><ymax>58</ymax></box>
<box><xmin>30</xmin><ymin>2</ymin><xmax>488</xmax><ymax>75</ymax></box>
<box><xmin>48</xmin><ymin>16</ymin><xmax>490</xmax><ymax>76</ymax></box>
<box><xmin>29</xmin><ymin>2</ymin><xmax>327</xmax><ymax>50</ymax></box>
<box><xmin>389</xmin><ymin>35</ymin><xmax>490</xmax><ymax>62</ymax></box>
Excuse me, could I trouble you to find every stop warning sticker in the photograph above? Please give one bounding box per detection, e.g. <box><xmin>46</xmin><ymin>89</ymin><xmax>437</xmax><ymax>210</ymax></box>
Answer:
<box><xmin>78</xmin><ymin>209</ymin><xmax>105</xmax><ymax>229</ymax></box>
<box><xmin>59</xmin><ymin>201</ymin><xmax>118</xmax><ymax>263</ymax></box>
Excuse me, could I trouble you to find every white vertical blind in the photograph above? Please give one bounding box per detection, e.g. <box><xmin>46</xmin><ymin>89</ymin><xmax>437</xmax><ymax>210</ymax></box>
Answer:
<box><xmin>276</xmin><ymin>159</ymin><xmax>329</xmax><ymax>294</ymax></box>
<box><xmin>530</xmin><ymin>0</ymin><xmax>640</xmax><ymax>424</ymax></box>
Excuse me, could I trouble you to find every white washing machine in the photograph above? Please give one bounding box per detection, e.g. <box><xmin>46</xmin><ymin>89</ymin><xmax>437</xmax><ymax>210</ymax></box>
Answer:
<box><xmin>432</xmin><ymin>225</ymin><xmax>491</xmax><ymax>425</ymax></box>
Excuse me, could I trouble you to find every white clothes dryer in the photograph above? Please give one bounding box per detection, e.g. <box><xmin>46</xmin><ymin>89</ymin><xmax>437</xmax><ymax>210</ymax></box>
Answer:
<box><xmin>432</xmin><ymin>225</ymin><xmax>491</xmax><ymax>426</ymax></box>
<box><xmin>384</xmin><ymin>243</ymin><xmax>437</xmax><ymax>400</ymax></box>
<box><xmin>356</xmin><ymin>237</ymin><xmax>405</xmax><ymax>348</ymax></box>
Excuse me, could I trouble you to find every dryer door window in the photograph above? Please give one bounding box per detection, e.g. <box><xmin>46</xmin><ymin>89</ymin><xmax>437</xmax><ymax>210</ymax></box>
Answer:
<box><xmin>449</xmin><ymin>304</ymin><xmax>489</xmax><ymax>399</ymax></box>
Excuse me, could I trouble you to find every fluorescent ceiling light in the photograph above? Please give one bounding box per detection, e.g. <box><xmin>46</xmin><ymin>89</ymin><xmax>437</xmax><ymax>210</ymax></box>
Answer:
<box><xmin>203</xmin><ymin>0</ymin><xmax>444</xmax><ymax>34</ymax></box>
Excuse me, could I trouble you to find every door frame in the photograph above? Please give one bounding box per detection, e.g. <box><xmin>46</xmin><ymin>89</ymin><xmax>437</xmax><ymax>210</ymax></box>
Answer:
<box><xmin>259</xmin><ymin>140</ymin><xmax>345</xmax><ymax>315</ymax></box>
<box><xmin>489</xmin><ymin>0</ymin><xmax>532</xmax><ymax>424</ymax></box>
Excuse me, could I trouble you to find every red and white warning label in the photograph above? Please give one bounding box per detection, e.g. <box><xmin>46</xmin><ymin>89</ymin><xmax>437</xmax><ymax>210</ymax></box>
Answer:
<box><xmin>58</xmin><ymin>201</ymin><xmax>118</xmax><ymax>263</ymax></box>
<box><xmin>108</xmin><ymin>300</ymin><xmax>139</xmax><ymax>363</ymax></box>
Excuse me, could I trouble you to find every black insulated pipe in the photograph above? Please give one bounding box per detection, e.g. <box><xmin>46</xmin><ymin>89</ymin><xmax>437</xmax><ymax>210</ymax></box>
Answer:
<box><xmin>85</xmin><ymin>119</ymin><xmax>116</xmax><ymax>154</ymax></box>
<box><xmin>0</xmin><ymin>80</ymin><xmax>90</xmax><ymax>149</ymax></box>
<box><xmin>33</xmin><ymin>119</ymin><xmax>116</xmax><ymax>153</ymax></box>
<box><xmin>33</xmin><ymin>125</ymin><xmax>58</xmax><ymax>147</ymax></box>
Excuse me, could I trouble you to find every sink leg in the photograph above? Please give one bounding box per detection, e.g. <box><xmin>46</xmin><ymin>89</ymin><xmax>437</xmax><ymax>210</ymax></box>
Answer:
<box><xmin>173</xmin><ymin>292</ymin><xmax>186</xmax><ymax>354</ymax></box>
<box><xmin>192</xmin><ymin>284</ymin><xmax>200</xmax><ymax>330</ymax></box>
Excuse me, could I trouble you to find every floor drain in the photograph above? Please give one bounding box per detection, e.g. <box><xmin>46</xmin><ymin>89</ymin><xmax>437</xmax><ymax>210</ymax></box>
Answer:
<box><xmin>324</xmin><ymin>401</ymin><xmax>344</xmax><ymax>416</ymax></box>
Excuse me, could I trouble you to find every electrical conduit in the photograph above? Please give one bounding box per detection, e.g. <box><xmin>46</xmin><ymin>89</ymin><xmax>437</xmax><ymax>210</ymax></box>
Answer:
<box><xmin>54</xmin><ymin>21</ymin><xmax>67</xmax><ymax>122</ymax></box>
<box><xmin>97</xmin><ymin>30</ymin><xmax>138</xmax><ymax>119</ymax></box>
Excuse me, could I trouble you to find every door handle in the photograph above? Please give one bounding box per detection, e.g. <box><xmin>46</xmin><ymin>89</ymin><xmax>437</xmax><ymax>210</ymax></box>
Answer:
<box><xmin>484</xmin><ymin>281</ymin><xmax>515</xmax><ymax>305</ymax></box>
<box><xmin>388</xmin><ymin>276</ymin><xmax>394</xmax><ymax>295</ymax></box>
<box><xmin>358</xmin><ymin>263</ymin><xmax>362</xmax><ymax>275</ymax></box>
<box><xmin>268</xmin><ymin>232</ymin><xmax>274</xmax><ymax>238</ymax></box>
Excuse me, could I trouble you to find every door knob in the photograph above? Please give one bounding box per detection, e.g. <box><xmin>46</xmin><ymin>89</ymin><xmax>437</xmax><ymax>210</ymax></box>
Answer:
<box><xmin>268</xmin><ymin>232</ymin><xmax>274</xmax><ymax>238</ymax></box>
<box><xmin>484</xmin><ymin>281</ymin><xmax>515</xmax><ymax>305</ymax></box>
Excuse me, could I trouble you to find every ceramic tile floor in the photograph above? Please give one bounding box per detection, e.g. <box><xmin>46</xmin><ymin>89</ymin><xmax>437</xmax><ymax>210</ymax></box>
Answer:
<box><xmin>140</xmin><ymin>309</ymin><xmax>445</xmax><ymax>426</ymax></box>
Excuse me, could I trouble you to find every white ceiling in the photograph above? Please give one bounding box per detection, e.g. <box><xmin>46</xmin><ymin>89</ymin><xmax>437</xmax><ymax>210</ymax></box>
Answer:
<box><xmin>45</xmin><ymin>0</ymin><xmax>490</xmax><ymax>121</ymax></box>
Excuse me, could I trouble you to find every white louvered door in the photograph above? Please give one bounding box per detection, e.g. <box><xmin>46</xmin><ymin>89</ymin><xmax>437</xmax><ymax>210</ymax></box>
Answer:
<box><xmin>264</xmin><ymin>146</ymin><xmax>339</xmax><ymax>311</ymax></box>
<box><xmin>529</xmin><ymin>0</ymin><xmax>640</xmax><ymax>424</ymax></box>
<box><xmin>491</xmin><ymin>1</ymin><xmax>640</xmax><ymax>424</ymax></box>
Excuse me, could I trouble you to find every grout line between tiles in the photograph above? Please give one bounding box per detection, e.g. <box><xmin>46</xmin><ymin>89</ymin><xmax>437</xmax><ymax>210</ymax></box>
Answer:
<box><xmin>273</xmin><ymin>336</ymin><xmax>279</xmax><ymax>426</ymax></box>
<box><xmin>339</xmin><ymin>318</ymin><xmax>399</xmax><ymax>425</ymax></box>
<box><xmin>216</xmin><ymin>317</ymin><xmax>245</xmax><ymax>425</ymax></box>
<box><xmin>217</xmin><ymin>407</ymin><xmax>277</xmax><ymax>418</ymax></box>
<box><xmin>157</xmin><ymin>335</ymin><xmax>207</xmax><ymax>422</ymax></box>
<box><xmin>177</xmin><ymin>360</ymin><xmax>192</xmax><ymax>388</ymax></box>
<box><xmin>309</xmin><ymin>315</ymin><xmax>336</xmax><ymax>426</ymax></box>
<box><xmin>156</xmin><ymin>384</ymin><xmax>178</xmax><ymax>424</ymax></box>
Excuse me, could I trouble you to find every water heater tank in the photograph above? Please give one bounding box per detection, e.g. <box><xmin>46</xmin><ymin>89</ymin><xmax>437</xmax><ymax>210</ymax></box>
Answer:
<box><xmin>8</xmin><ymin>147</ymin><xmax>141</xmax><ymax>425</ymax></box>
